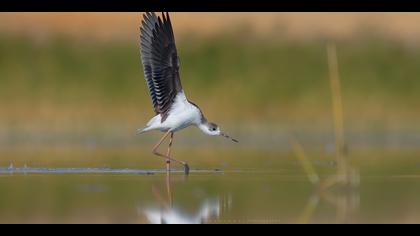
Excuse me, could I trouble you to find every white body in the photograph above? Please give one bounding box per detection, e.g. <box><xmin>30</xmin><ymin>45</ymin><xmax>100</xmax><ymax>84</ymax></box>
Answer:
<box><xmin>139</xmin><ymin>91</ymin><xmax>203</xmax><ymax>133</ymax></box>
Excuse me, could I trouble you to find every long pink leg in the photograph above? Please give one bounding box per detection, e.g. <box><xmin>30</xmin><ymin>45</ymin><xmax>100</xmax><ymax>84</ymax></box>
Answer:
<box><xmin>152</xmin><ymin>131</ymin><xmax>189</xmax><ymax>174</ymax></box>
<box><xmin>165</xmin><ymin>132</ymin><xmax>174</xmax><ymax>172</ymax></box>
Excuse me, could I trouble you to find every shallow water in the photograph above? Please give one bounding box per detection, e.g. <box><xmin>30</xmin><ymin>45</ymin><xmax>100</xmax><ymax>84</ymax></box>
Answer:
<box><xmin>1</xmin><ymin>150</ymin><xmax>420</xmax><ymax>224</ymax></box>
<box><xmin>0</xmin><ymin>166</ymin><xmax>223</xmax><ymax>175</ymax></box>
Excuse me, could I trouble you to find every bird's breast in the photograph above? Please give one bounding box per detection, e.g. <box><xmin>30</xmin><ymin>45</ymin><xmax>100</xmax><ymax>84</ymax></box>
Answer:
<box><xmin>161</xmin><ymin>101</ymin><xmax>201</xmax><ymax>132</ymax></box>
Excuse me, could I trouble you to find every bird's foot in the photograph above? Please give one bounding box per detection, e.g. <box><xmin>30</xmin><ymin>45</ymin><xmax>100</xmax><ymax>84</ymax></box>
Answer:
<box><xmin>183</xmin><ymin>162</ymin><xmax>190</xmax><ymax>175</ymax></box>
<box><xmin>166</xmin><ymin>160</ymin><xmax>171</xmax><ymax>172</ymax></box>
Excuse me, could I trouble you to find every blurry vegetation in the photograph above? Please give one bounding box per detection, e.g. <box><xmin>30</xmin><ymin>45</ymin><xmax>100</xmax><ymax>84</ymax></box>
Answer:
<box><xmin>1</xmin><ymin>30</ymin><xmax>420</xmax><ymax>223</ymax></box>
<box><xmin>0</xmin><ymin>33</ymin><xmax>419</xmax><ymax>131</ymax></box>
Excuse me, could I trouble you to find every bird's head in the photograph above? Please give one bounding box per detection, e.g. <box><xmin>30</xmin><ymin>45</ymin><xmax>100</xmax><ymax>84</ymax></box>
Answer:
<box><xmin>199</xmin><ymin>122</ymin><xmax>238</xmax><ymax>143</ymax></box>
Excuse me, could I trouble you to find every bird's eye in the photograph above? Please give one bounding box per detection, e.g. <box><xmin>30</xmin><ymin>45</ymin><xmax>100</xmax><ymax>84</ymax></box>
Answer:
<box><xmin>211</xmin><ymin>128</ymin><xmax>216</xmax><ymax>131</ymax></box>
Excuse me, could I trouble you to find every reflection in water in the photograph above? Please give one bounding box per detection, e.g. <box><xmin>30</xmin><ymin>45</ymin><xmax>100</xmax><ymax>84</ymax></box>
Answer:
<box><xmin>142</xmin><ymin>199</ymin><xmax>220</xmax><ymax>224</ymax></box>
<box><xmin>138</xmin><ymin>172</ymin><xmax>221</xmax><ymax>224</ymax></box>
<box><xmin>298</xmin><ymin>165</ymin><xmax>360</xmax><ymax>224</ymax></box>
<box><xmin>298</xmin><ymin>183</ymin><xmax>360</xmax><ymax>223</ymax></box>
<box><xmin>137</xmin><ymin>168</ymin><xmax>361</xmax><ymax>224</ymax></box>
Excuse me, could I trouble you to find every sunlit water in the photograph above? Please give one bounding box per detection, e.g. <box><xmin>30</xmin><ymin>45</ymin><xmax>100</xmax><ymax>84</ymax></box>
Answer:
<box><xmin>1</xmin><ymin>128</ymin><xmax>420</xmax><ymax>223</ymax></box>
<box><xmin>1</xmin><ymin>153</ymin><xmax>420</xmax><ymax>224</ymax></box>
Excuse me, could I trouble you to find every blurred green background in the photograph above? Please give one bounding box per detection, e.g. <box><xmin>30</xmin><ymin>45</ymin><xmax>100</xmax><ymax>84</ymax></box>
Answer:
<box><xmin>1</xmin><ymin>13</ymin><xmax>420</xmax><ymax>170</ymax></box>
<box><xmin>1</xmin><ymin>14</ymin><xmax>420</xmax><ymax>156</ymax></box>
<box><xmin>1</xmin><ymin>13</ymin><xmax>420</xmax><ymax>223</ymax></box>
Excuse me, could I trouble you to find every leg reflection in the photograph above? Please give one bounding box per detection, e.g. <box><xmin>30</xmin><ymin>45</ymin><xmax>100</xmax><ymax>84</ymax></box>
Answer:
<box><xmin>142</xmin><ymin>172</ymin><xmax>221</xmax><ymax>224</ymax></box>
<box><xmin>166</xmin><ymin>171</ymin><xmax>173</xmax><ymax>208</ymax></box>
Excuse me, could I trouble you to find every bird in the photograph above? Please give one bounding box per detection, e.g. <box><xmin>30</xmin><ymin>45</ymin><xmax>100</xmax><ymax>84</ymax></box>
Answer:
<box><xmin>137</xmin><ymin>12</ymin><xmax>238</xmax><ymax>175</ymax></box>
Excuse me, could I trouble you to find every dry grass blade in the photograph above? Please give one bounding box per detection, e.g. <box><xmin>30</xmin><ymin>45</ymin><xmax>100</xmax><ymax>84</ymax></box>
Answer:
<box><xmin>327</xmin><ymin>43</ymin><xmax>347</xmax><ymax>175</ymax></box>
<box><xmin>290</xmin><ymin>137</ymin><xmax>320</xmax><ymax>185</ymax></box>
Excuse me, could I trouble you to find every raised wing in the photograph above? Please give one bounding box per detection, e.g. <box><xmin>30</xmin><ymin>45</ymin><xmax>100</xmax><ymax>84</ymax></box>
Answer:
<box><xmin>140</xmin><ymin>12</ymin><xmax>183</xmax><ymax>121</ymax></box>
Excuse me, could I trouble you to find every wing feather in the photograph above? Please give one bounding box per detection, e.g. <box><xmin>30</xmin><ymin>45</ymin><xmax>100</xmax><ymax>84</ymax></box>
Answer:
<box><xmin>140</xmin><ymin>12</ymin><xmax>183</xmax><ymax>121</ymax></box>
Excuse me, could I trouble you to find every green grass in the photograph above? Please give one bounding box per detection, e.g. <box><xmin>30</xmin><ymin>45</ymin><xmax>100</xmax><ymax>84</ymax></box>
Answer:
<box><xmin>0</xmin><ymin>33</ymin><xmax>419</xmax><ymax>129</ymax></box>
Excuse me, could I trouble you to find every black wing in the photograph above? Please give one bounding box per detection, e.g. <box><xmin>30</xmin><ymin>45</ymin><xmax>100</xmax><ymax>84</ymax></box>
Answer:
<box><xmin>140</xmin><ymin>12</ymin><xmax>183</xmax><ymax>121</ymax></box>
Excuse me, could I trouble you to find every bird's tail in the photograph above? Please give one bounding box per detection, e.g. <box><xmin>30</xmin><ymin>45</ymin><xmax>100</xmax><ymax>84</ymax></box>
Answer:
<box><xmin>137</xmin><ymin>115</ymin><xmax>160</xmax><ymax>134</ymax></box>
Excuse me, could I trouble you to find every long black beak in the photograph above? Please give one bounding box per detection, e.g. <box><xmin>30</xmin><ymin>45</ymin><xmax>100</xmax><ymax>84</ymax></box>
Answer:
<box><xmin>220</xmin><ymin>132</ymin><xmax>238</xmax><ymax>143</ymax></box>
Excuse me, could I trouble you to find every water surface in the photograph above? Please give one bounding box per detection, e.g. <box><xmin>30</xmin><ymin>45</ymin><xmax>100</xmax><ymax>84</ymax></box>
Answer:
<box><xmin>1</xmin><ymin>149</ymin><xmax>420</xmax><ymax>224</ymax></box>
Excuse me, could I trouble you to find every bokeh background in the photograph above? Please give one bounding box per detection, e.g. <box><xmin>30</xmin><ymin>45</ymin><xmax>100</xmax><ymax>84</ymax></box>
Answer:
<box><xmin>1</xmin><ymin>13</ymin><xmax>420</xmax><ymax>161</ymax></box>
<box><xmin>1</xmin><ymin>13</ymin><xmax>420</xmax><ymax>223</ymax></box>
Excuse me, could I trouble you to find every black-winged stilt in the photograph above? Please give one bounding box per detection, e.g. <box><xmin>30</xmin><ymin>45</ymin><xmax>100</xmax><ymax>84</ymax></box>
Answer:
<box><xmin>137</xmin><ymin>12</ymin><xmax>238</xmax><ymax>175</ymax></box>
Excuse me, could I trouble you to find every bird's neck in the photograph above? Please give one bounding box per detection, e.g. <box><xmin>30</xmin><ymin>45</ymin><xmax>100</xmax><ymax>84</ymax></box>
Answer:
<box><xmin>198</xmin><ymin>123</ymin><xmax>211</xmax><ymax>135</ymax></box>
<box><xmin>197</xmin><ymin>118</ymin><xmax>211</xmax><ymax>135</ymax></box>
